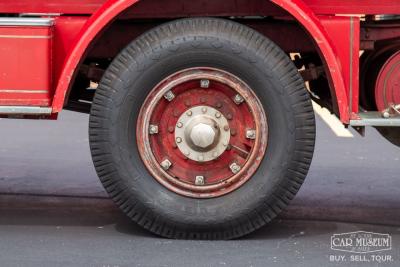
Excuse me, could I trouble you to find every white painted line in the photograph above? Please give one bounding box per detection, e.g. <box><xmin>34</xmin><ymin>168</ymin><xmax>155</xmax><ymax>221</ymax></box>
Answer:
<box><xmin>312</xmin><ymin>101</ymin><xmax>354</xmax><ymax>138</ymax></box>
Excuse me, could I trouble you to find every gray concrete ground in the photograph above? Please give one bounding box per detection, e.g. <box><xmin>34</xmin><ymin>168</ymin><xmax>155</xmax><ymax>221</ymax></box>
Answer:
<box><xmin>0</xmin><ymin>111</ymin><xmax>399</xmax><ymax>267</ymax></box>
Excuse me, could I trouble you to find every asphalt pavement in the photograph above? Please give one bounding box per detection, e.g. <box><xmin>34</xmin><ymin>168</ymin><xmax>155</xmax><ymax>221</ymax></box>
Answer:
<box><xmin>0</xmin><ymin>110</ymin><xmax>399</xmax><ymax>267</ymax></box>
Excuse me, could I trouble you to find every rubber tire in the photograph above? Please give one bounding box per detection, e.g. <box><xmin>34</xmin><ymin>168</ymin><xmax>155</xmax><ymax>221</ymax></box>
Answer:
<box><xmin>89</xmin><ymin>18</ymin><xmax>315</xmax><ymax>239</ymax></box>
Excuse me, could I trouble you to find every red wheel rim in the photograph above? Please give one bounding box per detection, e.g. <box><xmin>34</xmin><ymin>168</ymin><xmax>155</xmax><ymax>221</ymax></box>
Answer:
<box><xmin>137</xmin><ymin>68</ymin><xmax>268</xmax><ymax>198</ymax></box>
<box><xmin>375</xmin><ymin>51</ymin><xmax>400</xmax><ymax>111</ymax></box>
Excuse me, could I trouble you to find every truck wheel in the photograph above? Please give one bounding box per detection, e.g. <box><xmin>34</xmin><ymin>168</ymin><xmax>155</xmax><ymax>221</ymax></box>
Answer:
<box><xmin>89</xmin><ymin>18</ymin><xmax>315</xmax><ymax>239</ymax></box>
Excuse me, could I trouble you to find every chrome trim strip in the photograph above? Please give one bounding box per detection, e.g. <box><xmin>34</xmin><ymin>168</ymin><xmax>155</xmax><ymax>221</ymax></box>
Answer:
<box><xmin>0</xmin><ymin>90</ymin><xmax>49</xmax><ymax>94</ymax></box>
<box><xmin>20</xmin><ymin>13</ymin><xmax>61</xmax><ymax>17</ymax></box>
<box><xmin>0</xmin><ymin>35</ymin><xmax>52</xmax><ymax>39</ymax></box>
<box><xmin>0</xmin><ymin>18</ymin><xmax>54</xmax><ymax>27</ymax></box>
<box><xmin>0</xmin><ymin>106</ymin><xmax>52</xmax><ymax>115</ymax></box>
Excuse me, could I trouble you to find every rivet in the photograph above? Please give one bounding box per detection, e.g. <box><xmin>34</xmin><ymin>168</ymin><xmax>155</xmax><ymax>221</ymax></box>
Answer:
<box><xmin>215</xmin><ymin>112</ymin><xmax>221</xmax><ymax>118</ymax></box>
<box><xmin>229</xmin><ymin>162</ymin><xmax>241</xmax><ymax>174</ymax></box>
<box><xmin>202</xmin><ymin>107</ymin><xmax>207</xmax><ymax>113</ymax></box>
<box><xmin>246</xmin><ymin>129</ymin><xmax>256</xmax><ymax>140</ymax></box>
<box><xmin>186</xmin><ymin>110</ymin><xmax>193</xmax><ymax>116</ymax></box>
<box><xmin>200</xmin><ymin>79</ymin><xmax>210</xmax><ymax>88</ymax></box>
<box><xmin>198</xmin><ymin>155</ymin><xmax>204</xmax><ymax>161</ymax></box>
<box><xmin>223</xmin><ymin>125</ymin><xmax>230</xmax><ymax>131</ymax></box>
<box><xmin>212</xmin><ymin>151</ymin><xmax>219</xmax><ymax>157</ymax></box>
<box><xmin>195</xmin><ymin>176</ymin><xmax>205</xmax><ymax>185</ymax></box>
<box><xmin>184</xmin><ymin>100</ymin><xmax>191</xmax><ymax>107</ymax></box>
<box><xmin>177</xmin><ymin>122</ymin><xmax>183</xmax><ymax>128</ymax></box>
<box><xmin>176</xmin><ymin>137</ymin><xmax>182</xmax><ymax>143</ymax></box>
<box><xmin>200</xmin><ymin>97</ymin><xmax>207</xmax><ymax>103</ymax></box>
<box><xmin>149</xmin><ymin>125</ymin><xmax>158</xmax><ymax>134</ymax></box>
<box><xmin>161</xmin><ymin>159</ymin><xmax>172</xmax><ymax>170</ymax></box>
<box><xmin>164</xmin><ymin>90</ymin><xmax>175</xmax><ymax>102</ymax></box>
<box><xmin>233</xmin><ymin>94</ymin><xmax>244</xmax><ymax>105</ymax></box>
<box><xmin>227</xmin><ymin>114</ymin><xmax>233</xmax><ymax>120</ymax></box>
<box><xmin>231</xmin><ymin>129</ymin><xmax>237</xmax><ymax>136</ymax></box>
<box><xmin>216</xmin><ymin>102</ymin><xmax>222</xmax><ymax>108</ymax></box>
<box><xmin>168</xmin><ymin>126</ymin><xmax>174</xmax><ymax>133</ymax></box>
<box><xmin>184</xmin><ymin>150</ymin><xmax>190</xmax><ymax>156</ymax></box>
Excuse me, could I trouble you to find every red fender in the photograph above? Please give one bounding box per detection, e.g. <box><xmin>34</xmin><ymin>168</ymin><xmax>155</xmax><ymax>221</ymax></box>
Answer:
<box><xmin>52</xmin><ymin>0</ymin><xmax>349</xmax><ymax>122</ymax></box>
<box><xmin>52</xmin><ymin>0</ymin><xmax>139</xmax><ymax>112</ymax></box>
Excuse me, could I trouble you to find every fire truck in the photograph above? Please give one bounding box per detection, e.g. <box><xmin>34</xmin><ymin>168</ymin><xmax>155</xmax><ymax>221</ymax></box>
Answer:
<box><xmin>0</xmin><ymin>0</ymin><xmax>399</xmax><ymax>239</ymax></box>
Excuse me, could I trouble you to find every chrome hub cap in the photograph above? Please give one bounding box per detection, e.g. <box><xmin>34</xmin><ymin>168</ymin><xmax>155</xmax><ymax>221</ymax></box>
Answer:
<box><xmin>175</xmin><ymin>106</ymin><xmax>230</xmax><ymax>162</ymax></box>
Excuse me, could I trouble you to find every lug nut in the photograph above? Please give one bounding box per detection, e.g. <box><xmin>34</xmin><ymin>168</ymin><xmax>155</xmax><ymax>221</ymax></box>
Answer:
<box><xmin>176</xmin><ymin>137</ymin><xmax>182</xmax><ymax>143</ymax></box>
<box><xmin>195</xmin><ymin>176</ymin><xmax>205</xmax><ymax>185</ymax></box>
<box><xmin>200</xmin><ymin>79</ymin><xmax>210</xmax><ymax>88</ymax></box>
<box><xmin>149</xmin><ymin>124</ymin><xmax>158</xmax><ymax>135</ymax></box>
<box><xmin>246</xmin><ymin>129</ymin><xmax>256</xmax><ymax>139</ymax></box>
<box><xmin>161</xmin><ymin>159</ymin><xmax>172</xmax><ymax>170</ymax></box>
<box><xmin>233</xmin><ymin>94</ymin><xmax>244</xmax><ymax>105</ymax></box>
<box><xmin>177</xmin><ymin>122</ymin><xmax>183</xmax><ymax>128</ymax></box>
<box><xmin>164</xmin><ymin>90</ymin><xmax>175</xmax><ymax>102</ymax></box>
<box><xmin>229</xmin><ymin>162</ymin><xmax>241</xmax><ymax>174</ymax></box>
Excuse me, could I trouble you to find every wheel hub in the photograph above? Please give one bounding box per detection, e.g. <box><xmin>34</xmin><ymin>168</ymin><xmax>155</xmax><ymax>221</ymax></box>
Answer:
<box><xmin>136</xmin><ymin>67</ymin><xmax>268</xmax><ymax>198</ymax></box>
<box><xmin>175</xmin><ymin>106</ymin><xmax>230</xmax><ymax>162</ymax></box>
<box><xmin>189</xmin><ymin>122</ymin><xmax>216</xmax><ymax>149</ymax></box>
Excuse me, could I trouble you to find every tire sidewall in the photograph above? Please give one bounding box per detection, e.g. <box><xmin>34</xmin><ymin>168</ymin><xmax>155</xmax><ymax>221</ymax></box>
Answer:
<box><xmin>91</xmin><ymin>18</ymin><xmax>313</xmax><ymax>232</ymax></box>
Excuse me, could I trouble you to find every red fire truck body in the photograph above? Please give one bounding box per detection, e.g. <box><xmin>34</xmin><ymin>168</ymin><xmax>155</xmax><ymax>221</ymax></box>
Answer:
<box><xmin>0</xmin><ymin>0</ymin><xmax>399</xmax><ymax>239</ymax></box>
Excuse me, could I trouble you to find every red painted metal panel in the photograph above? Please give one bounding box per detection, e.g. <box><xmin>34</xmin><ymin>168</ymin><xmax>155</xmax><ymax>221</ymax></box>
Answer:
<box><xmin>1</xmin><ymin>0</ymin><xmax>400</xmax><ymax>15</ymax></box>
<box><xmin>51</xmin><ymin>0</ymin><xmax>352</xmax><ymax>123</ymax></box>
<box><xmin>0</xmin><ymin>0</ymin><xmax>398</xmax><ymax>15</ymax></box>
<box><xmin>303</xmin><ymin>0</ymin><xmax>400</xmax><ymax>15</ymax></box>
<box><xmin>271</xmin><ymin>0</ymin><xmax>349</xmax><ymax>122</ymax></box>
<box><xmin>53</xmin><ymin>16</ymin><xmax>88</xmax><ymax>88</ymax></box>
<box><xmin>52</xmin><ymin>0</ymin><xmax>139</xmax><ymax>112</ymax></box>
<box><xmin>320</xmin><ymin>16</ymin><xmax>360</xmax><ymax>115</ymax></box>
<box><xmin>0</xmin><ymin>25</ymin><xmax>52</xmax><ymax>106</ymax></box>
<box><xmin>0</xmin><ymin>0</ymin><xmax>104</xmax><ymax>15</ymax></box>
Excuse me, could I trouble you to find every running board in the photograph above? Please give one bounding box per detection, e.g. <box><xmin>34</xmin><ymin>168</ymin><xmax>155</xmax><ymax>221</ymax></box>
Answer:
<box><xmin>350</xmin><ymin>112</ymin><xmax>400</xmax><ymax>127</ymax></box>
<box><xmin>0</xmin><ymin>106</ymin><xmax>52</xmax><ymax>115</ymax></box>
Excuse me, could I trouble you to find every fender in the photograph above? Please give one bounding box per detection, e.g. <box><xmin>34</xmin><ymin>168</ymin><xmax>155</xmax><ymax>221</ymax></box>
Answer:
<box><xmin>52</xmin><ymin>0</ymin><xmax>350</xmax><ymax>123</ymax></box>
